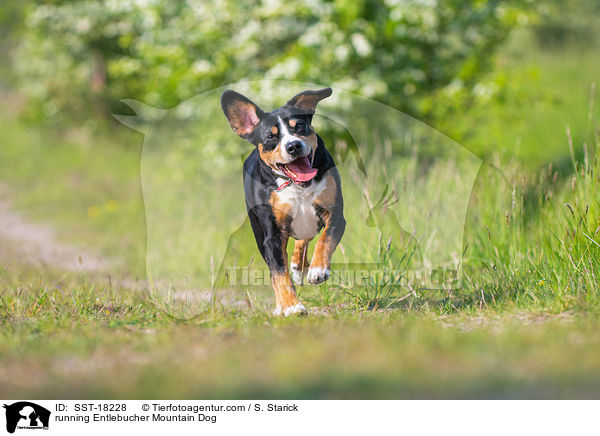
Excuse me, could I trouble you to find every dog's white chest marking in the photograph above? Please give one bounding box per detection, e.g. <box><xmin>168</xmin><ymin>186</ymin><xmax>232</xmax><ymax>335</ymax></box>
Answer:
<box><xmin>275</xmin><ymin>177</ymin><xmax>327</xmax><ymax>240</ymax></box>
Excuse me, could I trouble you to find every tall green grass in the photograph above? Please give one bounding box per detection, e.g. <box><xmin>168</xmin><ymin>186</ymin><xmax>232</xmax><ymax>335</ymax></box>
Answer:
<box><xmin>463</xmin><ymin>123</ymin><xmax>600</xmax><ymax>311</ymax></box>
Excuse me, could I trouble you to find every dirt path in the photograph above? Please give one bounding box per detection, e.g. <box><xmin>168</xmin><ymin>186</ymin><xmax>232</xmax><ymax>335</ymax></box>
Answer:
<box><xmin>0</xmin><ymin>184</ymin><xmax>114</xmax><ymax>273</ymax></box>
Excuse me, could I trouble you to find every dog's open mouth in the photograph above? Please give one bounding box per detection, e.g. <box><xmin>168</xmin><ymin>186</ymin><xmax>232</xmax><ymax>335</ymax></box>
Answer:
<box><xmin>277</xmin><ymin>153</ymin><xmax>317</xmax><ymax>183</ymax></box>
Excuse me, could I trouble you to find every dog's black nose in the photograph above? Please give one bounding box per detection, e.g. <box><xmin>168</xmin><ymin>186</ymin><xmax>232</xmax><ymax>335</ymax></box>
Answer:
<box><xmin>286</xmin><ymin>141</ymin><xmax>303</xmax><ymax>156</ymax></box>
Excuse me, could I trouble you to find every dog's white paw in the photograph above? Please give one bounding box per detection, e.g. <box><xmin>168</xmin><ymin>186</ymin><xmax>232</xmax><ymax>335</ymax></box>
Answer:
<box><xmin>290</xmin><ymin>263</ymin><xmax>305</xmax><ymax>285</ymax></box>
<box><xmin>283</xmin><ymin>303</ymin><xmax>308</xmax><ymax>317</ymax></box>
<box><xmin>307</xmin><ymin>267</ymin><xmax>330</xmax><ymax>285</ymax></box>
<box><xmin>272</xmin><ymin>307</ymin><xmax>283</xmax><ymax>316</ymax></box>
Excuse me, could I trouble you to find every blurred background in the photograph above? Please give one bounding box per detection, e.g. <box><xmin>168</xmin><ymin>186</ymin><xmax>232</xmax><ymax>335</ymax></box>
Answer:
<box><xmin>1</xmin><ymin>0</ymin><xmax>598</xmax><ymax>137</ymax></box>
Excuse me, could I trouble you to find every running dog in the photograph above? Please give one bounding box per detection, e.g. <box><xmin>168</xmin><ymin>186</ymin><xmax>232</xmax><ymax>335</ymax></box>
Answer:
<box><xmin>221</xmin><ymin>87</ymin><xmax>345</xmax><ymax>316</ymax></box>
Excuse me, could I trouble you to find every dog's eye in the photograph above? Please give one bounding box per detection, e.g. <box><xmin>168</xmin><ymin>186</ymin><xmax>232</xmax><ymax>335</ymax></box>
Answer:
<box><xmin>266</xmin><ymin>133</ymin><xmax>277</xmax><ymax>141</ymax></box>
<box><xmin>295</xmin><ymin>121</ymin><xmax>309</xmax><ymax>135</ymax></box>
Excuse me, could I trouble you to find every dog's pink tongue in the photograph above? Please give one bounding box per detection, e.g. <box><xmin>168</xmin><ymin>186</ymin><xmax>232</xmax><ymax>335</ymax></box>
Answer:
<box><xmin>287</xmin><ymin>156</ymin><xmax>318</xmax><ymax>182</ymax></box>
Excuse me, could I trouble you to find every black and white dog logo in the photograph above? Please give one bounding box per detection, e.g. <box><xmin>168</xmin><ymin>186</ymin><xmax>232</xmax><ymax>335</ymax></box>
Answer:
<box><xmin>3</xmin><ymin>402</ymin><xmax>50</xmax><ymax>433</ymax></box>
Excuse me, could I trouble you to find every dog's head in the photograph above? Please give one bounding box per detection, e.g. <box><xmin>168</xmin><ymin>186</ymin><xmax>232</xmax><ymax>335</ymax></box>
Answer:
<box><xmin>221</xmin><ymin>88</ymin><xmax>332</xmax><ymax>184</ymax></box>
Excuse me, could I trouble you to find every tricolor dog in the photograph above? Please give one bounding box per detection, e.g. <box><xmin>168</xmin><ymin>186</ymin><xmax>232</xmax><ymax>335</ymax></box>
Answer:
<box><xmin>221</xmin><ymin>88</ymin><xmax>345</xmax><ymax>316</ymax></box>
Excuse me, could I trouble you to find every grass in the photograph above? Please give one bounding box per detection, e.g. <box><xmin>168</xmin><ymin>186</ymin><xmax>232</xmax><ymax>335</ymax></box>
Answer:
<box><xmin>2</xmin><ymin>32</ymin><xmax>600</xmax><ymax>398</ymax></box>
<box><xmin>0</xmin><ymin>109</ymin><xmax>146</xmax><ymax>276</ymax></box>
<box><xmin>2</xmin><ymin>277</ymin><xmax>600</xmax><ymax>399</ymax></box>
<box><xmin>336</xmin><ymin>235</ymin><xmax>420</xmax><ymax>310</ymax></box>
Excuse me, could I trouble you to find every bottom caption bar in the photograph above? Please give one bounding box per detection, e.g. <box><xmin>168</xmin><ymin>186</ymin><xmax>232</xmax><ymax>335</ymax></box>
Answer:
<box><xmin>1</xmin><ymin>400</ymin><xmax>597</xmax><ymax>435</ymax></box>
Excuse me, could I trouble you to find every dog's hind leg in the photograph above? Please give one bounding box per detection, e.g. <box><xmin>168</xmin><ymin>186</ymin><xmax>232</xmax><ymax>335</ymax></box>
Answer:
<box><xmin>290</xmin><ymin>239</ymin><xmax>311</xmax><ymax>285</ymax></box>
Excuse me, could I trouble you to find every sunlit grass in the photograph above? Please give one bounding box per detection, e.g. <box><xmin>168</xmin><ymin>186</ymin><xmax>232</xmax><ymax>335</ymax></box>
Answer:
<box><xmin>2</xmin><ymin>279</ymin><xmax>600</xmax><ymax>399</ymax></box>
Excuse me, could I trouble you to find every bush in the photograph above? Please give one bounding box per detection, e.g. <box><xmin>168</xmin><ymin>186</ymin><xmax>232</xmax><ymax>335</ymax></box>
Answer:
<box><xmin>14</xmin><ymin>0</ymin><xmax>531</xmax><ymax>123</ymax></box>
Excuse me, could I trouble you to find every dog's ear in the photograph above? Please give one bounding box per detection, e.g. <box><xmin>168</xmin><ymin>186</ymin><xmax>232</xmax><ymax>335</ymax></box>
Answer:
<box><xmin>287</xmin><ymin>88</ymin><xmax>332</xmax><ymax>114</ymax></box>
<box><xmin>221</xmin><ymin>90</ymin><xmax>265</xmax><ymax>137</ymax></box>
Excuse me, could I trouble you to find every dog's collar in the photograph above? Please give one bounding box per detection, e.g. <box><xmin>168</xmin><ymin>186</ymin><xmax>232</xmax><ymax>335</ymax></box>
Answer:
<box><xmin>276</xmin><ymin>179</ymin><xmax>292</xmax><ymax>191</ymax></box>
<box><xmin>276</xmin><ymin>178</ymin><xmax>315</xmax><ymax>191</ymax></box>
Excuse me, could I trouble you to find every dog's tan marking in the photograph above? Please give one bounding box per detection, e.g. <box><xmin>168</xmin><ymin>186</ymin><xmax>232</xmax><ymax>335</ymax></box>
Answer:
<box><xmin>258</xmin><ymin>142</ymin><xmax>284</xmax><ymax>171</ymax></box>
<box><xmin>313</xmin><ymin>171</ymin><xmax>337</xmax><ymax>211</ymax></box>
<box><xmin>271</xmin><ymin>236</ymin><xmax>302</xmax><ymax>314</ymax></box>
<box><xmin>290</xmin><ymin>239</ymin><xmax>310</xmax><ymax>285</ymax></box>
<box><xmin>310</xmin><ymin>170</ymin><xmax>344</xmax><ymax>274</ymax></box>
<box><xmin>271</xmin><ymin>125</ymin><xmax>279</xmax><ymax>135</ymax></box>
<box><xmin>291</xmin><ymin>239</ymin><xmax>310</xmax><ymax>270</ymax></box>
<box><xmin>270</xmin><ymin>190</ymin><xmax>292</xmax><ymax>231</ymax></box>
<box><xmin>288</xmin><ymin>118</ymin><xmax>297</xmax><ymax>128</ymax></box>
<box><xmin>310</xmin><ymin>212</ymin><xmax>333</xmax><ymax>269</ymax></box>
<box><xmin>271</xmin><ymin>273</ymin><xmax>298</xmax><ymax>310</ymax></box>
<box><xmin>272</xmin><ymin>272</ymin><xmax>301</xmax><ymax>312</ymax></box>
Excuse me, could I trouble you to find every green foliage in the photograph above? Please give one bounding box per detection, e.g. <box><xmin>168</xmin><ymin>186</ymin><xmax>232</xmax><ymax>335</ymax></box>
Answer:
<box><xmin>14</xmin><ymin>0</ymin><xmax>532</xmax><ymax>122</ymax></box>
<box><xmin>0</xmin><ymin>0</ymin><xmax>27</xmax><ymax>39</ymax></box>
<box><xmin>0</xmin><ymin>0</ymin><xmax>28</xmax><ymax>84</ymax></box>
<box><xmin>533</xmin><ymin>0</ymin><xmax>600</xmax><ymax>47</ymax></box>
<box><xmin>463</xmin><ymin>124</ymin><xmax>600</xmax><ymax>312</ymax></box>
<box><xmin>427</xmin><ymin>37</ymin><xmax>600</xmax><ymax>164</ymax></box>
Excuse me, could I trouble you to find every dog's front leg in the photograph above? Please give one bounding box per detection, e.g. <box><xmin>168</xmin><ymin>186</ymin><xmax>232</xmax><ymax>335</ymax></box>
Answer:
<box><xmin>290</xmin><ymin>239</ymin><xmax>311</xmax><ymax>285</ymax></box>
<box><xmin>263</xmin><ymin>228</ymin><xmax>307</xmax><ymax>317</ymax></box>
<box><xmin>308</xmin><ymin>212</ymin><xmax>346</xmax><ymax>285</ymax></box>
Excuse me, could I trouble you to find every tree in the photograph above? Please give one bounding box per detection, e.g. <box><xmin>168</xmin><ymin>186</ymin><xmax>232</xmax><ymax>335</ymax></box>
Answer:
<box><xmin>15</xmin><ymin>0</ymin><xmax>532</xmax><ymax>123</ymax></box>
